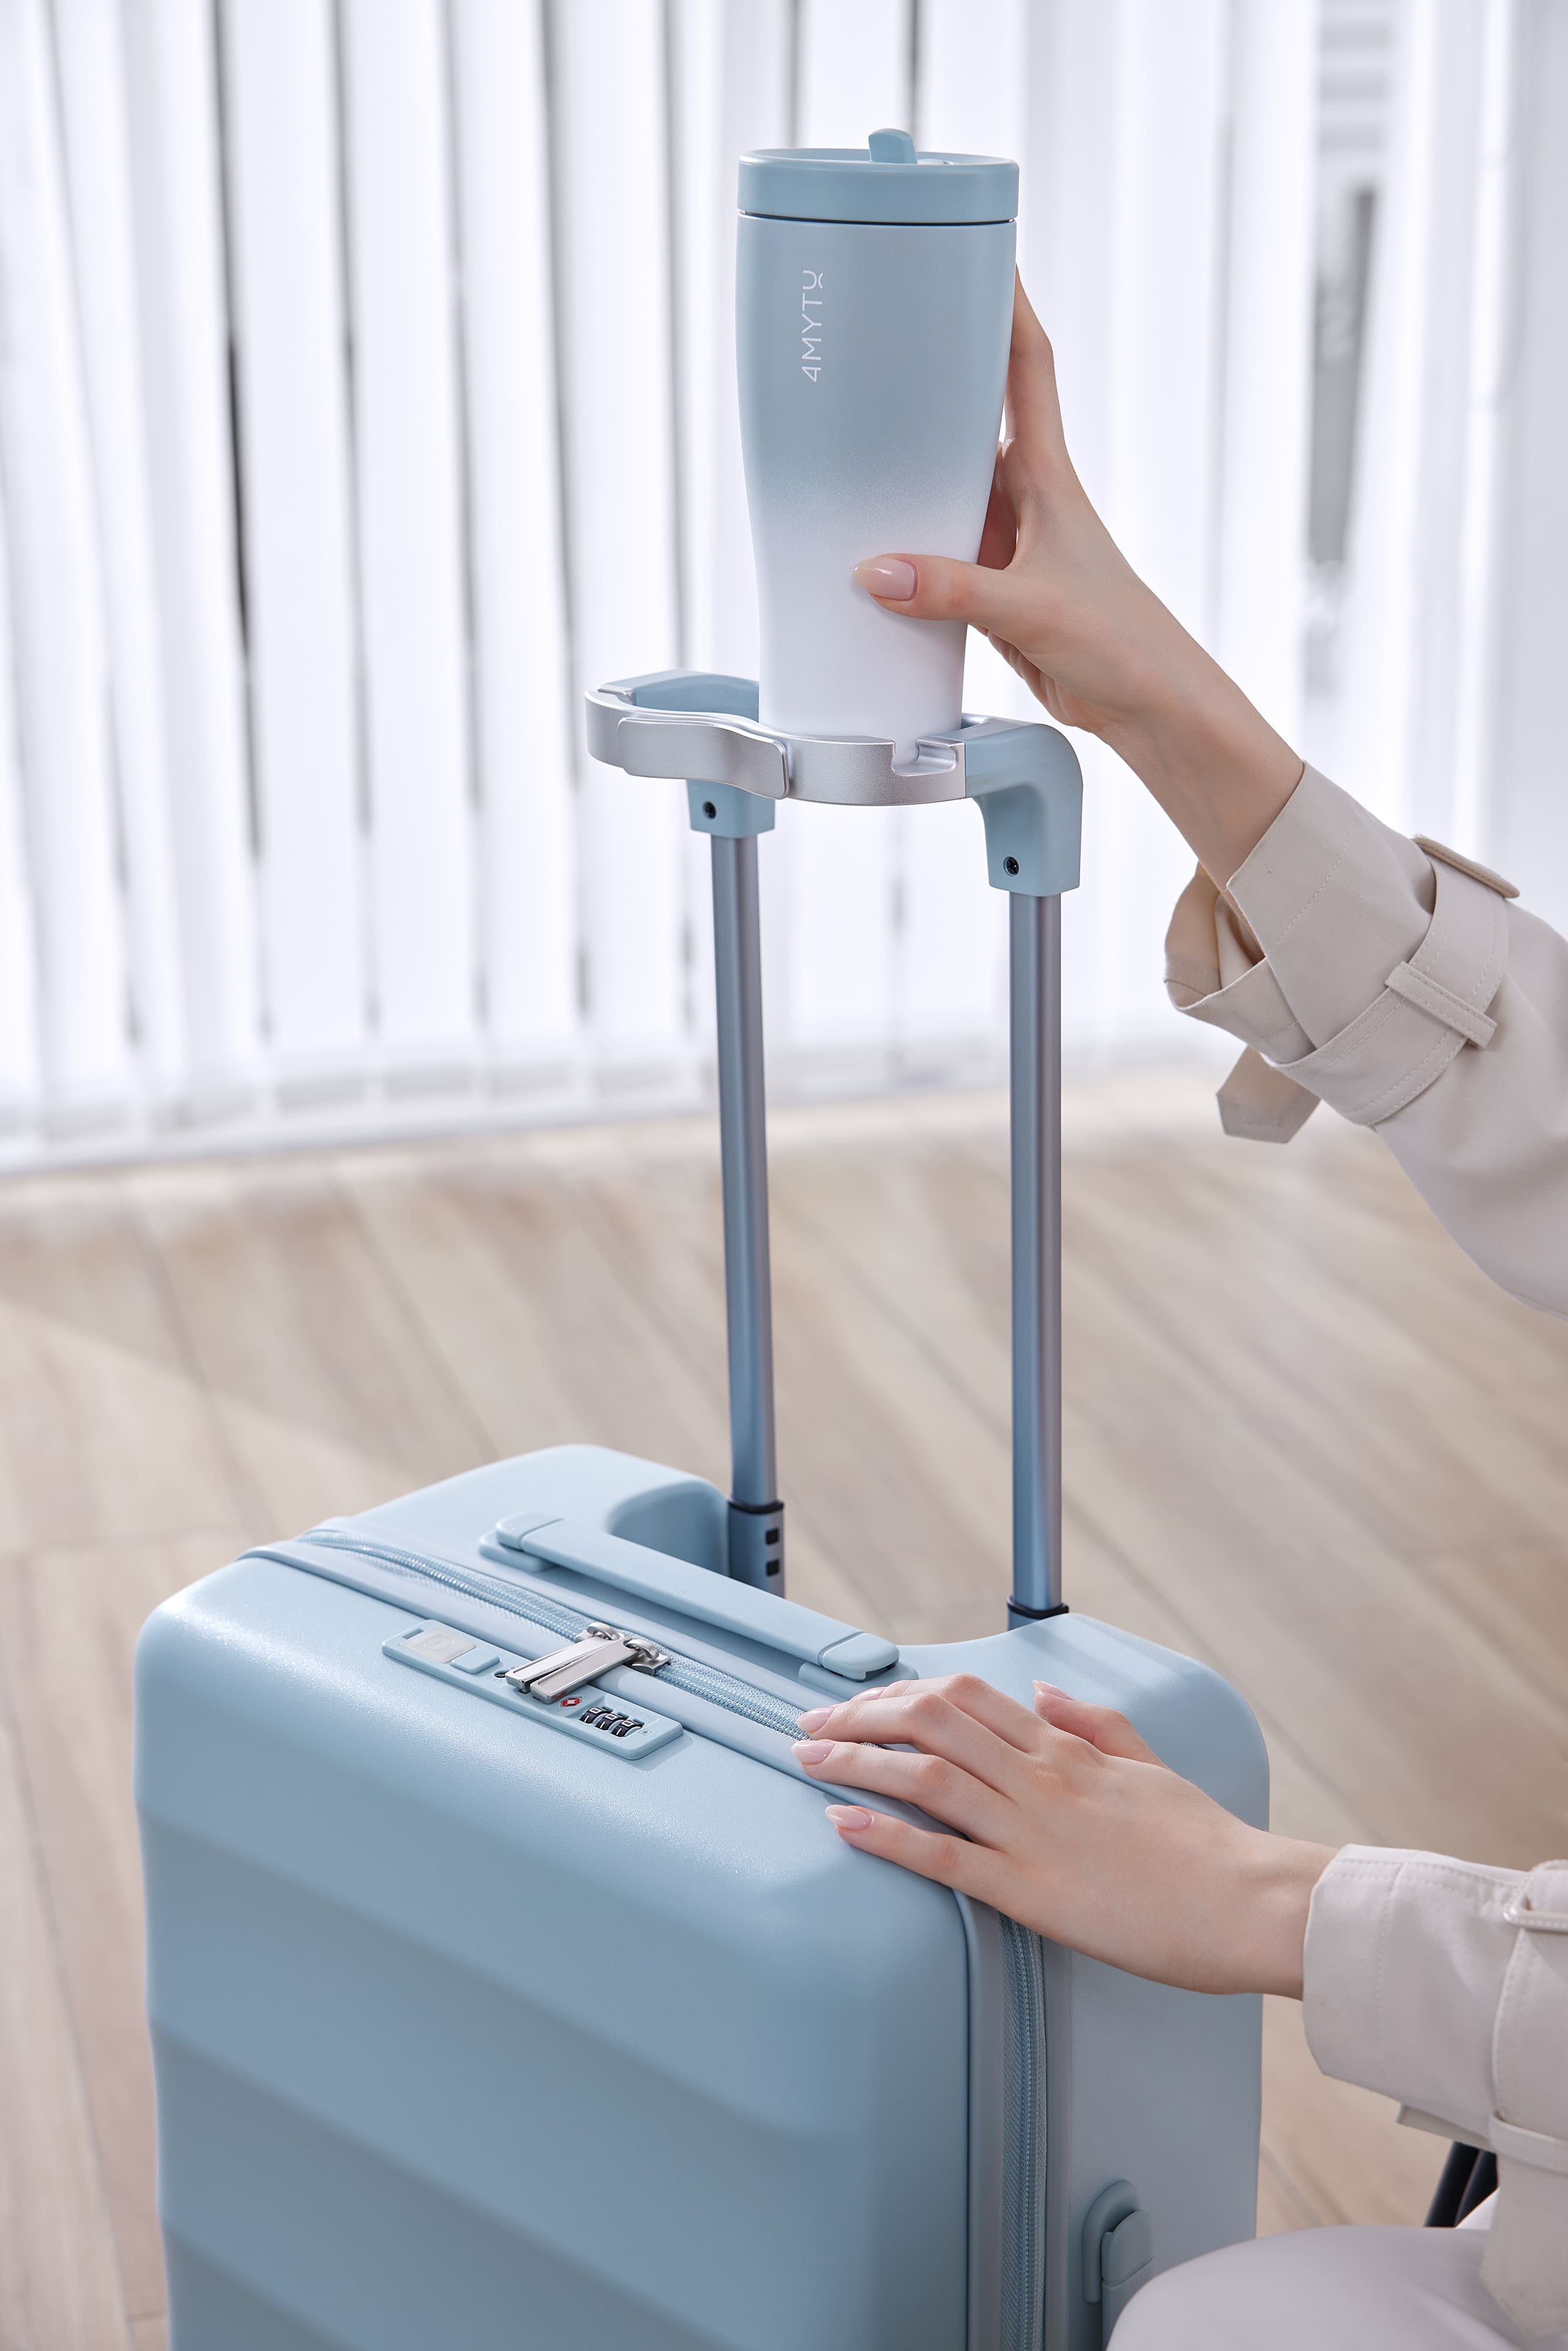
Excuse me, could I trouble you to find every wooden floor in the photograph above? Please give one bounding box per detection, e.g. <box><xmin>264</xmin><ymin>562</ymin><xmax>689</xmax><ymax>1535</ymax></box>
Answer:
<box><xmin>3</xmin><ymin>1074</ymin><xmax>1566</xmax><ymax>2349</ymax></box>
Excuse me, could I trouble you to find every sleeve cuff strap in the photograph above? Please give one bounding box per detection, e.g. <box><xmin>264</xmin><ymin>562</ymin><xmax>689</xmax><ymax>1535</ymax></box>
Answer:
<box><xmin>1272</xmin><ymin>857</ymin><xmax>1509</xmax><ymax>1126</ymax></box>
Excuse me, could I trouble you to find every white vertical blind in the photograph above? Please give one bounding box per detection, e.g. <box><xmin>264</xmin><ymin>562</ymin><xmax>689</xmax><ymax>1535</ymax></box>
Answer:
<box><xmin>448</xmin><ymin>0</ymin><xmax>579</xmax><ymax>1086</ymax></box>
<box><xmin>552</xmin><ymin>0</ymin><xmax>687</xmax><ymax>1086</ymax></box>
<box><xmin>121</xmin><ymin>0</ymin><xmax>261</xmax><ymax>1114</ymax></box>
<box><xmin>340</xmin><ymin>0</ymin><xmax>475</xmax><ymax>1075</ymax></box>
<box><xmin>53</xmin><ymin>0</ymin><xmax>188</xmax><ymax>1101</ymax></box>
<box><xmin>221</xmin><ymin>0</ymin><xmax>365</xmax><ymax>1081</ymax></box>
<box><xmin>0</xmin><ymin>0</ymin><xmax>130</xmax><ymax>1119</ymax></box>
<box><xmin>0</xmin><ymin>0</ymin><xmax>1555</xmax><ymax>1168</ymax></box>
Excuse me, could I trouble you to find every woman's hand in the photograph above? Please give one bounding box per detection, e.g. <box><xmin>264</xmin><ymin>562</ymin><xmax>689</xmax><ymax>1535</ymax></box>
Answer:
<box><xmin>794</xmin><ymin>1674</ymin><xmax>1333</xmax><ymax>1998</ymax></box>
<box><xmin>851</xmin><ymin>278</ymin><xmax>1304</xmax><ymax>887</ymax></box>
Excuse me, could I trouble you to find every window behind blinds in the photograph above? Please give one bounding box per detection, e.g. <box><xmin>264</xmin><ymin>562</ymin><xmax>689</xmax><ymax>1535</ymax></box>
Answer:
<box><xmin>2</xmin><ymin>0</ymin><xmax>1521</xmax><ymax>1169</ymax></box>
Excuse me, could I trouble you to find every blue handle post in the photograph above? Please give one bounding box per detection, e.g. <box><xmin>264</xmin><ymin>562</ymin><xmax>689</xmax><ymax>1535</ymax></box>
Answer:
<box><xmin>965</xmin><ymin>724</ymin><xmax>1083</xmax><ymax>1625</ymax></box>
<box><xmin>688</xmin><ymin>780</ymin><xmax>786</xmax><ymax>1592</ymax></box>
<box><xmin>1008</xmin><ymin>892</ymin><xmax>1064</xmax><ymax>1621</ymax></box>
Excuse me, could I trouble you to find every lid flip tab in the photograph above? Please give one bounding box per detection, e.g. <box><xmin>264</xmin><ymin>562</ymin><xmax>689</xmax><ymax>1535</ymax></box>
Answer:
<box><xmin>868</xmin><ymin>127</ymin><xmax>917</xmax><ymax>164</ymax></box>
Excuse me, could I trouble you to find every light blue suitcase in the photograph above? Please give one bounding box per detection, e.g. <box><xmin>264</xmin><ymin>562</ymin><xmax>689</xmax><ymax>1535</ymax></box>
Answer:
<box><xmin>136</xmin><ymin>676</ymin><xmax>1266</xmax><ymax>2351</ymax></box>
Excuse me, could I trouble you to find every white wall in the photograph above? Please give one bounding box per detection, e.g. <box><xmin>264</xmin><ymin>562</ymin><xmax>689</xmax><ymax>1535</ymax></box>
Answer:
<box><xmin>0</xmin><ymin>0</ymin><xmax>1553</xmax><ymax>1166</ymax></box>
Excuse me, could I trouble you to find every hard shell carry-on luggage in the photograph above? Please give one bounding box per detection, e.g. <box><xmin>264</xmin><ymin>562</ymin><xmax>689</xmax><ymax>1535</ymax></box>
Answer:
<box><xmin>136</xmin><ymin>674</ymin><xmax>1268</xmax><ymax>2351</ymax></box>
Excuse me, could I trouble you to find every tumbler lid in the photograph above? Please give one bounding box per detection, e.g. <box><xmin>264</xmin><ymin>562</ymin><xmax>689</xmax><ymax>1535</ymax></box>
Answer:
<box><xmin>739</xmin><ymin>131</ymin><xmax>1016</xmax><ymax>226</ymax></box>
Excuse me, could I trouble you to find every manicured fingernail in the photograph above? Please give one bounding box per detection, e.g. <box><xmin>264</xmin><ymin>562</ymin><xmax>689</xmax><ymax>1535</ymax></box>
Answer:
<box><xmin>826</xmin><ymin>1805</ymin><xmax>874</xmax><ymax>1832</ymax></box>
<box><xmin>794</xmin><ymin>1740</ymin><xmax>834</xmax><ymax>1764</ymax></box>
<box><xmin>853</xmin><ymin>557</ymin><xmax>917</xmax><ymax>601</ymax></box>
<box><xmin>796</xmin><ymin>1707</ymin><xmax>831</xmax><ymax>1733</ymax></box>
<box><xmin>1033</xmin><ymin>1680</ymin><xmax>1064</xmax><ymax>1695</ymax></box>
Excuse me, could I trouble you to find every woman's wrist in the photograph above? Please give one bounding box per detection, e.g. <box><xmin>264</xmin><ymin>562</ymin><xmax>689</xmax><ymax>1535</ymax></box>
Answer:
<box><xmin>1024</xmin><ymin>569</ymin><xmax>1304</xmax><ymax>884</ymax></box>
<box><xmin>1098</xmin><ymin>654</ymin><xmax>1304</xmax><ymax>887</ymax></box>
<box><xmin>1231</xmin><ymin>1833</ymin><xmax>1337</xmax><ymax>1999</ymax></box>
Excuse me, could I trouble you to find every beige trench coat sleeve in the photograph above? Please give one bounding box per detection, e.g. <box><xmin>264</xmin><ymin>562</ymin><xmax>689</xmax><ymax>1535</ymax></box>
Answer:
<box><xmin>1304</xmin><ymin>1851</ymin><xmax>1568</xmax><ymax>2338</ymax></box>
<box><xmin>1160</xmin><ymin>771</ymin><xmax>1568</xmax><ymax>2330</ymax></box>
<box><xmin>1163</xmin><ymin>765</ymin><xmax>1568</xmax><ymax>1317</ymax></box>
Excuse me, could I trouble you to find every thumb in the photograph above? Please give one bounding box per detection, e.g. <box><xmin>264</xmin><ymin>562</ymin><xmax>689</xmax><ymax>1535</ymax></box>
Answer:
<box><xmin>1032</xmin><ymin>1682</ymin><xmax>1166</xmax><ymax>1767</ymax></box>
<box><xmin>852</xmin><ymin>552</ymin><xmax>1022</xmax><ymax>637</ymax></box>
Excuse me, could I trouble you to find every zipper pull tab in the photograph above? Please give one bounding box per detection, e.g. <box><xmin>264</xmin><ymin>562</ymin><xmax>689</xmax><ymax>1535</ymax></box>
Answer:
<box><xmin>501</xmin><ymin>1624</ymin><xmax>669</xmax><ymax>1704</ymax></box>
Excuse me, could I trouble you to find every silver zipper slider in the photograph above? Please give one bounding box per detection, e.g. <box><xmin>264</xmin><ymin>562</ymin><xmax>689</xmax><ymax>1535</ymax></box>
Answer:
<box><xmin>501</xmin><ymin>1623</ymin><xmax>670</xmax><ymax>1704</ymax></box>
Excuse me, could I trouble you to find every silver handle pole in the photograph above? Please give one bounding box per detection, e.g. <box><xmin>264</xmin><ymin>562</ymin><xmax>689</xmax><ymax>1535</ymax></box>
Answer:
<box><xmin>1009</xmin><ymin>890</ymin><xmax>1064</xmax><ymax>1621</ymax></box>
<box><xmin>710</xmin><ymin>832</ymin><xmax>784</xmax><ymax>1590</ymax></box>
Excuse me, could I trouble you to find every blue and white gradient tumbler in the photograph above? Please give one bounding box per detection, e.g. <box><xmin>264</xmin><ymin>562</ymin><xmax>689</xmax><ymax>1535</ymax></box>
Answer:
<box><xmin>737</xmin><ymin>129</ymin><xmax>1017</xmax><ymax>761</ymax></box>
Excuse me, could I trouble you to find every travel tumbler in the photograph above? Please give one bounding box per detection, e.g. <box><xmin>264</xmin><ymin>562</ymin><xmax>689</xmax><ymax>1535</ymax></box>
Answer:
<box><xmin>736</xmin><ymin>128</ymin><xmax>1017</xmax><ymax>761</ymax></box>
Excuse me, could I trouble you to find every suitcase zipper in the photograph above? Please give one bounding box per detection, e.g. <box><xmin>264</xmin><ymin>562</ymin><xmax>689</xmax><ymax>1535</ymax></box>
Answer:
<box><xmin>279</xmin><ymin>1527</ymin><xmax>807</xmax><ymax>1738</ymax></box>
<box><xmin>1001</xmin><ymin>1917</ymin><xmax>1047</xmax><ymax>2351</ymax></box>
<box><xmin>500</xmin><ymin>1625</ymin><xmax>672</xmax><ymax>1702</ymax></box>
<box><xmin>263</xmin><ymin>1525</ymin><xmax>1049</xmax><ymax>2351</ymax></box>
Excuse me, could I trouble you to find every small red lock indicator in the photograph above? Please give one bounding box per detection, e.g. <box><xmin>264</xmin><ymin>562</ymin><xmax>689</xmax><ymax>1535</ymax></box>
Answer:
<box><xmin>559</xmin><ymin>1695</ymin><xmax>582</xmax><ymax>1709</ymax></box>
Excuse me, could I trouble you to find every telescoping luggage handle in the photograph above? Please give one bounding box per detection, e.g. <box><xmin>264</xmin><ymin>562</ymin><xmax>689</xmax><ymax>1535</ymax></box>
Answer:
<box><xmin>586</xmin><ymin>671</ymin><xmax>1083</xmax><ymax>1629</ymax></box>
